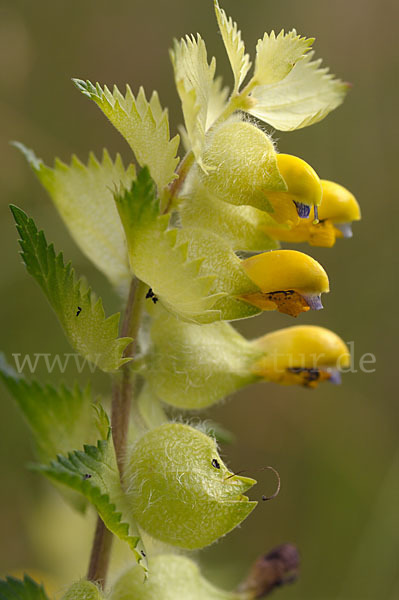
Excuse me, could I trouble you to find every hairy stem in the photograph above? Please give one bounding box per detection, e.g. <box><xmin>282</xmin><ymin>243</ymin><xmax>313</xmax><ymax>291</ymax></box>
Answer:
<box><xmin>87</xmin><ymin>277</ymin><xmax>147</xmax><ymax>587</ymax></box>
<box><xmin>163</xmin><ymin>150</ymin><xmax>195</xmax><ymax>213</ymax></box>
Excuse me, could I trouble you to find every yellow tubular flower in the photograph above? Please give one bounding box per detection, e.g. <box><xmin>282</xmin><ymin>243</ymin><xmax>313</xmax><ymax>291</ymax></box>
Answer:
<box><xmin>265</xmin><ymin>180</ymin><xmax>361</xmax><ymax>247</ymax></box>
<box><xmin>251</xmin><ymin>325</ymin><xmax>350</xmax><ymax>388</ymax></box>
<box><xmin>266</xmin><ymin>154</ymin><xmax>323</xmax><ymax>225</ymax></box>
<box><xmin>240</xmin><ymin>250</ymin><xmax>329</xmax><ymax>317</ymax></box>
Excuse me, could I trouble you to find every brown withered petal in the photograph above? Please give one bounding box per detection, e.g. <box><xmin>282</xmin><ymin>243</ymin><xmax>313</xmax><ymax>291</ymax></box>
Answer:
<box><xmin>238</xmin><ymin>543</ymin><xmax>300</xmax><ymax>598</ymax></box>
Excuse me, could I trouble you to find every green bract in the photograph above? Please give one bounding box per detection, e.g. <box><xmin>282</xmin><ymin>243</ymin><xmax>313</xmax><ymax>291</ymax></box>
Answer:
<box><xmin>111</xmin><ymin>555</ymin><xmax>245</xmax><ymax>600</ymax></box>
<box><xmin>14</xmin><ymin>144</ymin><xmax>134</xmax><ymax>292</ymax></box>
<box><xmin>73</xmin><ymin>81</ymin><xmax>180</xmax><ymax>196</ymax></box>
<box><xmin>125</xmin><ymin>423</ymin><xmax>257</xmax><ymax>549</ymax></box>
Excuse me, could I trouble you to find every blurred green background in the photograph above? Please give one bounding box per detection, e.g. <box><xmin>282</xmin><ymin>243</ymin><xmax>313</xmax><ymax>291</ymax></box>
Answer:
<box><xmin>0</xmin><ymin>0</ymin><xmax>397</xmax><ymax>598</ymax></box>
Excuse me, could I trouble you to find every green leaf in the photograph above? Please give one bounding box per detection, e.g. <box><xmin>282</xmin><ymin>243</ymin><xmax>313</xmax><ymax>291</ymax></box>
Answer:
<box><xmin>0</xmin><ymin>575</ymin><xmax>50</xmax><ymax>600</ymax></box>
<box><xmin>170</xmin><ymin>35</ymin><xmax>219</xmax><ymax>162</ymax></box>
<box><xmin>179</xmin><ymin>182</ymin><xmax>280</xmax><ymax>252</ymax></box>
<box><xmin>143</xmin><ymin>308</ymin><xmax>262</xmax><ymax>409</ymax></box>
<box><xmin>252</xmin><ymin>29</ymin><xmax>313</xmax><ymax>86</ymax></box>
<box><xmin>0</xmin><ymin>355</ymin><xmax>102</xmax><ymax>462</ymax></box>
<box><xmin>115</xmin><ymin>168</ymin><xmax>224</xmax><ymax>323</ymax></box>
<box><xmin>11</xmin><ymin>206</ymin><xmax>131</xmax><ymax>372</ymax></box>
<box><xmin>14</xmin><ymin>144</ymin><xmax>134</xmax><ymax>292</ymax></box>
<box><xmin>73</xmin><ymin>80</ymin><xmax>179</xmax><ymax>193</ymax></box>
<box><xmin>35</xmin><ymin>430</ymin><xmax>147</xmax><ymax>571</ymax></box>
<box><xmin>248</xmin><ymin>51</ymin><xmax>348</xmax><ymax>131</ymax></box>
<box><xmin>214</xmin><ymin>0</ymin><xmax>251</xmax><ymax>93</ymax></box>
<box><xmin>111</xmin><ymin>554</ymin><xmax>245</xmax><ymax>600</ymax></box>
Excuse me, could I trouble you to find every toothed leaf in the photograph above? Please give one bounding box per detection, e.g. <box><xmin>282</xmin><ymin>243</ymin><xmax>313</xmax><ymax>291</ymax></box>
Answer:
<box><xmin>248</xmin><ymin>51</ymin><xmax>348</xmax><ymax>130</ymax></box>
<box><xmin>170</xmin><ymin>35</ymin><xmax>218</xmax><ymax>161</ymax></box>
<box><xmin>0</xmin><ymin>355</ymin><xmax>102</xmax><ymax>461</ymax></box>
<box><xmin>11</xmin><ymin>206</ymin><xmax>131</xmax><ymax>372</ymax></box>
<box><xmin>34</xmin><ymin>431</ymin><xmax>147</xmax><ymax>570</ymax></box>
<box><xmin>0</xmin><ymin>575</ymin><xmax>50</xmax><ymax>600</ymax></box>
<box><xmin>214</xmin><ymin>0</ymin><xmax>251</xmax><ymax>92</ymax></box>
<box><xmin>73</xmin><ymin>80</ymin><xmax>179</xmax><ymax>193</ymax></box>
<box><xmin>14</xmin><ymin>144</ymin><xmax>133</xmax><ymax>291</ymax></box>
<box><xmin>253</xmin><ymin>29</ymin><xmax>314</xmax><ymax>86</ymax></box>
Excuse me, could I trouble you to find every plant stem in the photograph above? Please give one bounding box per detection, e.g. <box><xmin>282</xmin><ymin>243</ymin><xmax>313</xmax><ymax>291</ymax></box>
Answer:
<box><xmin>87</xmin><ymin>277</ymin><xmax>147</xmax><ymax>587</ymax></box>
<box><xmin>163</xmin><ymin>150</ymin><xmax>195</xmax><ymax>213</ymax></box>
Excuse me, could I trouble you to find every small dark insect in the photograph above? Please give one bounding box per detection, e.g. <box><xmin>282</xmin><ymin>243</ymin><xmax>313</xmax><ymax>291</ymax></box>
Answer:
<box><xmin>83</xmin><ymin>473</ymin><xmax>92</xmax><ymax>480</ymax></box>
<box><xmin>140</xmin><ymin>550</ymin><xmax>146</xmax><ymax>558</ymax></box>
<box><xmin>76</xmin><ymin>306</ymin><xmax>82</xmax><ymax>316</ymax></box>
<box><xmin>145</xmin><ymin>288</ymin><xmax>159</xmax><ymax>304</ymax></box>
<box><xmin>211</xmin><ymin>458</ymin><xmax>221</xmax><ymax>469</ymax></box>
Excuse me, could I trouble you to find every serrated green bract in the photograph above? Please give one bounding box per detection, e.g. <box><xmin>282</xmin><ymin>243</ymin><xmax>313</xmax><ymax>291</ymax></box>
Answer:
<box><xmin>62</xmin><ymin>581</ymin><xmax>103</xmax><ymax>600</ymax></box>
<box><xmin>252</xmin><ymin>30</ymin><xmax>313</xmax><ymax>86</ymax></box>
<box><xmin>0</xmin><ymin>355</ymin><xmax>104</xmax><ymax>462</ymax></box>
<box><xmin>170</xmin><ymin>35</ymin><xmax>220</xmax><ymax>163</ymax></box>
<box><xmin>73</xmin><ymin>80</ymin><xmax>179</xmax><ymax>194</ymax></box>
<box><xmin>0</xmin><ymin>576</ymin><xmax>50</xmax><ymax>600</ymax></box>
<box><xmin>179</xmin><ymin>182</ymin><xmax>280</xmax><ymax>252</ymax></box>
<box><xmin>14</xmin><ymin>144</ymin><xmax>134</xmax><ymax>292</ymax></box>
<box><xmin>214</xmin><ymin>0</ymin><xmax>251</xmax><ymax>94</ymax></box>
<box><xmin>125</xmin><ymin>423</ymin><xmax>257</xmax><ymax>549</ymax></box>
<box><xmin>111</xmin><ymin>555</ymin><xmax>245</xmax><ymax>600</ymax></box>
<box><xmin>248</xmin><ymin>51</ymin><xmax>348</xmax><ymax>131</ymax></box>
<box><xmin>142</xmin><ymin>309</ymin><xmax>262</xmax><ymax>409</ymax></box>
<box><xmin>11</xmin><ymin>206</ymin><xmax>131</xmax><ymax>372</ymax></box>
<box><xmin>35</xmin><ymin>429</ymin><xmax>147</xmax><ymax>571</ymax></box>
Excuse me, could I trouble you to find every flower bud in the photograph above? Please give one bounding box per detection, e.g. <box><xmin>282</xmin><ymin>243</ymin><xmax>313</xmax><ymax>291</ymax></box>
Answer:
<box><xmin>125</xmin><ymin>423</ymin><xmax>256</xmax><ymax>549</ymax></box>
<box><xmin>62</xmin><ymin>581</ymin><xmax>103</xmax><ymax>600</ymax></box>
<box><xmin>240</xmin><ymin>250</ymin><xmax>329</xmax><ymax>317</ymax></box>
<box><xmin>252</xmin><ymin>325</ymin><xmax>350</xmax><ymax>387</ymax></box>
<box><xmin>198</xmin><ymin>120</ymin><xmax>287</xmax><ymax>212</ymax></box>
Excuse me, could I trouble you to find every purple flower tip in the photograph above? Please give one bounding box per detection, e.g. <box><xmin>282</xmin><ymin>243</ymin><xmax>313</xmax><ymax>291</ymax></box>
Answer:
<box><xmin>294</xmin><ymin>201</ymin><xmax>311</xmax><ymax>218</ymax></box>
<box><xmin>328</xmin><ymin>369</ymin><xmax>342</xmax><ymax>385</ymax></box>
<box><xmin>302</xmin><ymin>294</ymin><xmax>323</xmax><ymax>310</ymax></box>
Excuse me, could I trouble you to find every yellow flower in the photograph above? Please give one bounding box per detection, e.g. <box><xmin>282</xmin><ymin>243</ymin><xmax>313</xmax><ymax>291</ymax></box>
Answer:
<box><xmin>265</xmin><ymin>154</ymin><xmax>323</xmax><ymax>225</ymax></box>
<box><xmin>251</xmin><ymin>325</ymin><xmax>350</xmax><ymax>387</ymax></box>
<box><xmin>265</xmin><ymin>180</ymin><xmax>361</xmax><ymax>247</ymax></box>
<box><xmin>239</xmin><ymin>249</ymin><xmax>329</xmax><ymax>317</ymax></box>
